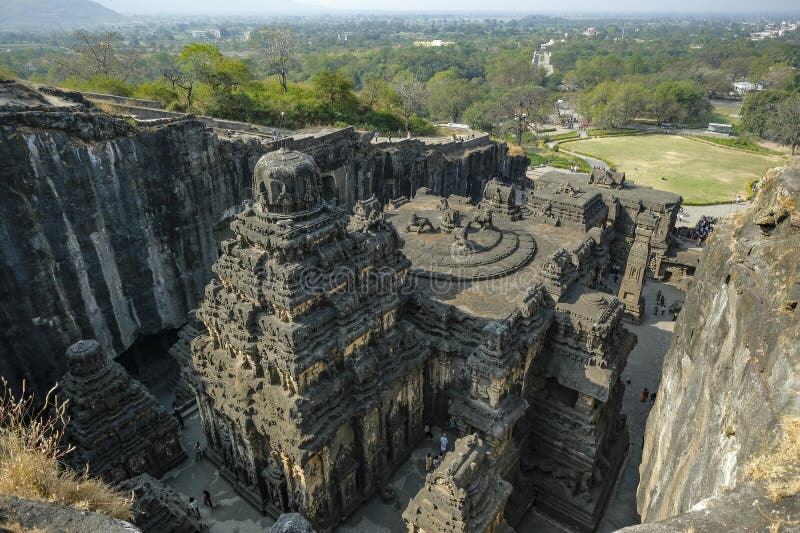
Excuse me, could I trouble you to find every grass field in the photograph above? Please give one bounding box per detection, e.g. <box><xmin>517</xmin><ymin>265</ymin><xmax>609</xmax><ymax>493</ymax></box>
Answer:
<box><xmin>567</xmin><ymin>134</ymin><xmax>785</xmax><ymax>204</ymax></box>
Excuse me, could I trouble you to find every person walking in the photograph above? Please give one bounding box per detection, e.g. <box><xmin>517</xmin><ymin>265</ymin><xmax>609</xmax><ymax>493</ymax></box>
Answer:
<box><xmin>440</xmin><ymin>433</ymin><xmax>449</xmax><ymax>454</ymax></box>
<box><xmin>649</xmin><ymin>392</ymin><xmax>657</xmax><ymax>404</ymax></box>
<box><xmin>188</xmin><ymin>497</ymin><xmax>201</xmax><ymax>519</ymax></box>
<box><xmin>641</xmin><ymin>388</ymin><xmax>649</xmax><ymax>403</ymax></box>
<box><xmin>202</xmin><ymin>490</ymin><xmax>213</xmax><ymax>509</ymax></box>
<box><xmin>424</xmin><ymin>423</ymin><xmax>433</xmax><ymax>439</ymax></box>
<box><xmin>194</xmin><ymin>442</ymin><xmax>203</xmax><ymax>463</ymax></box>
<box><xmin>425</xmin><ymin>453</ymin><xmax>433</xmax><ymax>473</ymax></box>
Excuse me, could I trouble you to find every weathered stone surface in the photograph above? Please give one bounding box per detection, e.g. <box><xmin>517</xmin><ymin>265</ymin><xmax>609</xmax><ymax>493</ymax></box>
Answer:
<box><xmin>0</xmin><ymin>81</ymin><xmax>524</xmax><ymax>397</ymax></box>
<box><xmin>191</xmin><ymin>149</ymin><xmax>425</xmax><ymax>529</ymax></box>
<box><xmin>637</xmin><ymin>161</ymin><xmax>800</xmax><ymax>522</ymax></box>
<box><xmin>620</xmin><ymin>481</ymin><xmax>800</xmax><ymax>532</ymax></box>
<box><xmin>0</xmin><ymin>495</ymin><xmax>139</xmax><ymax>533</ymax></box>
<box><xmin>190</xmin><ymin>152</ymin><xmax>659</xmax><ymax>532</ymax></box>
<box><xmin>402</xmin><ymin>434</ymin><xmax>512</xmax><ymax>533</ymax></box>
<box><xmin>120</xmin><ymin>474</ymin><xmax>201</xmax><ymax>533</ymax></box>
<box><xmin>61</xmin><ymin>339</ymin><xmax>185</xmax><ymax>481</ymax></box>
<box><xmin>269</xmin><ymin>513</ymin><xmax>316</xmax><ymax>533</ymax></box>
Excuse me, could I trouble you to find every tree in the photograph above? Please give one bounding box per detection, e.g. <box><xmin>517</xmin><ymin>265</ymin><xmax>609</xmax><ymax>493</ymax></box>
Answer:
<box><xmin>772</xmin><ymin>94</ymin><xmax>800</xmax><ymax>155</ymax></box>
<box><xmin>391</xmin><ymin>72</ymin><xmax>426</xmax><ymax>133</ymax></box>
<box><xmin>53</xmin><ymin>30</ymin><xmax>139</xmax><ymax>82</ymax></box>
<box><xmin>177</xmin><ymin>44</ymin><xmax>250</xmax><ymax>105</ymax></box>
<box><xmin>650</xmin><ymin>80</ymin><xmax>710</xmax><ymax>124</ymax></box>
<box><xmin>579</xmin><ymin>81</ymin><xmax>647</xmax><ymax>128</ymax></box>
<box><xmin>486</xmin><ymin>51</ymin><xmax>547</xmax><ymax>89</ymax></box>
<box><xmin>252</xmin><ymin>27</ymin><xmax>295</xmax><ymax>93</ymax></box>
<box><xmin>313</xmin><ymin>69</ymin><xmax>358</xmax><ymax>117</ymax></box>
<box><xmin>500</xmin><ymin>85</ymin><xmax>554</xmax><ymax>145</ymax></box>
<box><xmin>741</xmin><ymin>90</ymin><xmax>783</xmax><ymax>138</ymax></box>
<box><xmin>426</xmin><ymin>70</ymin><xmax>477</xmax><ymax>123</ymax></box>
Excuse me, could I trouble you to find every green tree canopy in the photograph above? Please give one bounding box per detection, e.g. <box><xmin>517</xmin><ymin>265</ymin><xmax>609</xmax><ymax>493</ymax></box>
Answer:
<box><xmin>426</xmin><ymin>70</ymin><xmax>478</xmax><ymax>123</ymax></box>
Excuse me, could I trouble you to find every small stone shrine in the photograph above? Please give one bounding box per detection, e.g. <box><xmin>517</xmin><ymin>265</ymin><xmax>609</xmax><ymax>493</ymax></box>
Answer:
<box><xmin>402</xmin><ymin>435</ymin><xmax>512</xmax><ymax>533</ymax></box>
<box><xmin>61</xmin><ymin>339</ymin><xmax>185</xmax><ymax>481</ymax></box>
<box><xmin>120</xmin><ymin>474</ymin><xmax>201</xmax><ymax>533</ymax></box>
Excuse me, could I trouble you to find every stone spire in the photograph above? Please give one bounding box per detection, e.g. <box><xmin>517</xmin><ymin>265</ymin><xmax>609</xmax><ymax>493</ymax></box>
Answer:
<box><xmin>192</xmin><ymin>150</ymin><xmax>425</xmax><ymax>528</ymax></box>
<box><xmin>61</xmin><ymin>339</ymin><xmax>185</xmax><ymax>481</ymax></box>
<box><xmin>402</xmin><ymin>435</ymin><xmax>513</xmax><ymax>533</ymax></box>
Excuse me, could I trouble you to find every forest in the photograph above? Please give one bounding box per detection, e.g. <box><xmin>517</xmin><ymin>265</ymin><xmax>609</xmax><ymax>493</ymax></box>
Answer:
<box><xmin>1</xmin><ymin>15</ymin><xmax>798</xmax><ymax>148</ymax></box>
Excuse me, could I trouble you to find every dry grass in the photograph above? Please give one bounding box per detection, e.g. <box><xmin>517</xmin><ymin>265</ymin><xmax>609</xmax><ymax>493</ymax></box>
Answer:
<box><xmin>0</xmin><ymin>379</ymin><xmax>132</xmax><ymax>521</ymax></box>
<box><xmin>508</xmin><ymin>145</ymin><xmax>525</xmax><ymax>157</ymax></box>
<box><xmin>746</xmin><ymin>416</ymin><xmax>800</xmax><ymax>502</ymax></box>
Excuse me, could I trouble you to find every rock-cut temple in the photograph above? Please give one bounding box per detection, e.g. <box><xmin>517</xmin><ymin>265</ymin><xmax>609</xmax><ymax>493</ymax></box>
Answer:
<box><xmin>190</xmin><ymin>149</ymin><xmax>681</xmax><ymax>532</ymax></box>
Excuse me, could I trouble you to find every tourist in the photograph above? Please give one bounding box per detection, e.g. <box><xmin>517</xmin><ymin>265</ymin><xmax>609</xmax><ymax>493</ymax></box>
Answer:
<box><xmin>406</xmin><ymin>131</ymin><xmax>411</xmax><ymax>140</ymax></box>
<box><xmin>374</xmin><ymin>131</ymin><xmax>379</xmax><ymax>143</ymax></box>
<box><xmin>424</xmin><ymin>423</ymin><xmax>433</xmax><ymax>439</ymax></box>
<box><xmin>440</xmin><ymin>433</ymin><xmax>448</xmax><ymax>454</ymax></box>
<box><xmin>656</xmin><ymin>290</ymin><xmax>662</xmax><ymax>304</ymax></box>
<box><xmin>172</xmin><ymin>401</ymin><xmax>184</xmax><ymax>429</ymax></box>
<box><xmin>202</xmin><ymin>490</ymin><xmax>213</xmax><ymax>509</ymax></box>
<box><xmin>194</xmin><ymin>442</ymin><xmax>203</xmax><ymax>462</ymax></box>
<box><xmin>660</xmin><ymin>294</ymin><xmax>665</xmax><ymax>306</ymax></box>
<box><xmin>425</xmin><ymin>453</ymin><xmax>433</xmax><ymax>473</ymax></box>
<box><xmin>188</xmin><ymin>497</ymin><xmax>201</xmax><ymax>519</ymax></box>
<box><xmin>641</xmin><ymin>388</ymin><xmax>649</xmax><ymax>403</ymax></box>
<box><xmin>649</xmin><ymin>392</ymin><xmax>657</xmax><ymax>404</ymax></box>
<box><xmin>388</xmin><ymin>133</ymin><xmax>392</xmax><ymax>142</ymax></box>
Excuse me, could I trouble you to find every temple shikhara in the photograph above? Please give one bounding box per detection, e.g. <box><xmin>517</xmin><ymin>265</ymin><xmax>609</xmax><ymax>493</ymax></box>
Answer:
<box><xmin>189</xmin><ymin>149</ymin><xmax>681</xmax><ymax>532</ymax></box>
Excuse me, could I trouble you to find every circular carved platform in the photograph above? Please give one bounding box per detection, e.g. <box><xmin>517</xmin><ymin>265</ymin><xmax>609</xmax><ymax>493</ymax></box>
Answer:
<box><xmin>399</xmin><ymin>219</ymin><xmax>536</xmax><ymax>281</ymax></box>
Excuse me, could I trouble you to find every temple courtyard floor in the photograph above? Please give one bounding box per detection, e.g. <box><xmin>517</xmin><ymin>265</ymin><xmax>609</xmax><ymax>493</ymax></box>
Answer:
<box><xmin>158</xmin><ymin>275</ymin><xmax>685</xmax><ymax>532</ymax></box>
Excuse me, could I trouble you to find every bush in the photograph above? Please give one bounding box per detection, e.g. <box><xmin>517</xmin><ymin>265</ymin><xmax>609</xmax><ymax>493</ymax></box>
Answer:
<box><xmin>133</xmin><ymin>82</ymin><xmax>178</xmax><ymax>108</ymax></box>
<box><xmin>690</xmin><ymin>135</ymin><xmax>782</xmax><ymax>155</ymax></box>
<box><xmin>548</xmin><ymin>131</ymin><xmax>580</xmax><ymax>141</ymax></box>
<box><xmin>409</xmin><ymin>115</ymin><xmax>437</xmax><ymax>136</ymax></box>
<box><xmin>587</xmin><ymin>128</ymin><xmax>640</xmax><ymax>137</ymax></box>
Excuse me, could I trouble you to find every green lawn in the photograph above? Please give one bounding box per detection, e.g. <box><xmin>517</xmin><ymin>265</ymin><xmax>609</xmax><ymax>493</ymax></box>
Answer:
<box><xmin>567</xmin><ymin>134</ymin><xmax>785</xmax><ymax>204</ymax></box>
<box><xmin>711</xmin><ymin>105</ymin><xmax>742</xmax><ymax>126</ymax></box>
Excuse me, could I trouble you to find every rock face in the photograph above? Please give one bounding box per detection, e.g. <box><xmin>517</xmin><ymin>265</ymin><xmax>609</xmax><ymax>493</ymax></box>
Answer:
<box><xmin>0</xmin><ymin>495</ymin><xmax>139</xmax><ymax>533</ymax></box>
<box><xmin>620</xmin><ymin>481</ymin><xmax>800</xmax><ymax>532</ymax></box>
<box><xmin>637</xmin><ymin>162</ymin><xmax>800</xmax><ymax>521</ymax></box>
<box><xmin>0</xmin><ymin>82</ymin><xmax>523</xmax><ymax>397</ymax></box>
<box><xmin>61</xmin><ymin>339</ymin><xmax>185</xmax><ymax>481</ymax></box>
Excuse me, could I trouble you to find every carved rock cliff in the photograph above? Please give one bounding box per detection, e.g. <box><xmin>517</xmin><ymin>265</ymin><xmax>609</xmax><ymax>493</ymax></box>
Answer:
<box><xmin>636</xmin><ymin>161</ymin><xmax>800</xmax><ymax>522</ymax></box>
<box><xmin>0</xmin><ymin>88</ymin><xmax>523</xmax><ymax>396</ymax></box>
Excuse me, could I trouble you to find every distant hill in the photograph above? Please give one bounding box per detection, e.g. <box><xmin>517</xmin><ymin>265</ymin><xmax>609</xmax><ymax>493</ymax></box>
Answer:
<box><xmin>0</xmin><ymin>0</ymin><xmax>123</xmax><ymax>28</ymax></box>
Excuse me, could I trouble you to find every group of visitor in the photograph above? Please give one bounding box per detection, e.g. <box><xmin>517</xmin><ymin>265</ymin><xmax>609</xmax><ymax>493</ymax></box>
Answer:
<box><xmin>690</xmin><ymin>215</ymin><xmax>716</xmax><ymax>246</ymax></box>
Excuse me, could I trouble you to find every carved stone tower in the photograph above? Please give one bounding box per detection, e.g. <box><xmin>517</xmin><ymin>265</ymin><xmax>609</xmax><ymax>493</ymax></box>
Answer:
<box><xmin>191</xmin><ymin>149</ymin><xmax>426</xmax><ymax>529</ymax></box>
<box><xmin>61</xmin><ymin>339</ymin><xmax>185</xmax><ymax>481</ymax></box>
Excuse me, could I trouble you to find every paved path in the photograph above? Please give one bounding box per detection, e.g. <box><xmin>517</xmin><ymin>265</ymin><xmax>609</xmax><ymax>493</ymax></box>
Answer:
<box><xmin>162</xmin><ymin>413</ymin><xmax>275</xmax><ymax>533</ymax></box>
<box><xmin>598</xmin><ymin>277</ymin><xmax>685</xmax><ymax>531</ymax></box>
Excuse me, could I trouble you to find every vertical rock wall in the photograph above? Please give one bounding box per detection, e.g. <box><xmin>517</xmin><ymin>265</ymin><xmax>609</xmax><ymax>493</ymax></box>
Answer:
<box><xmin>636</xmin><ymin>161</ymin><xmax>800</xmax><ymax>521</ymax></box>
<box><xmin>0</xmin><ymin>108</ymin><xmax>522</xmax><ymax>396</ymax></box>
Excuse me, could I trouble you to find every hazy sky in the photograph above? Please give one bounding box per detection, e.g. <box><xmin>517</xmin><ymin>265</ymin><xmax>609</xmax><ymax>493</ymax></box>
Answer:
<box><xmin>96</xmin><ymin>0</ymin><xmax>799</xmax><ymax>15</ymax></box>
